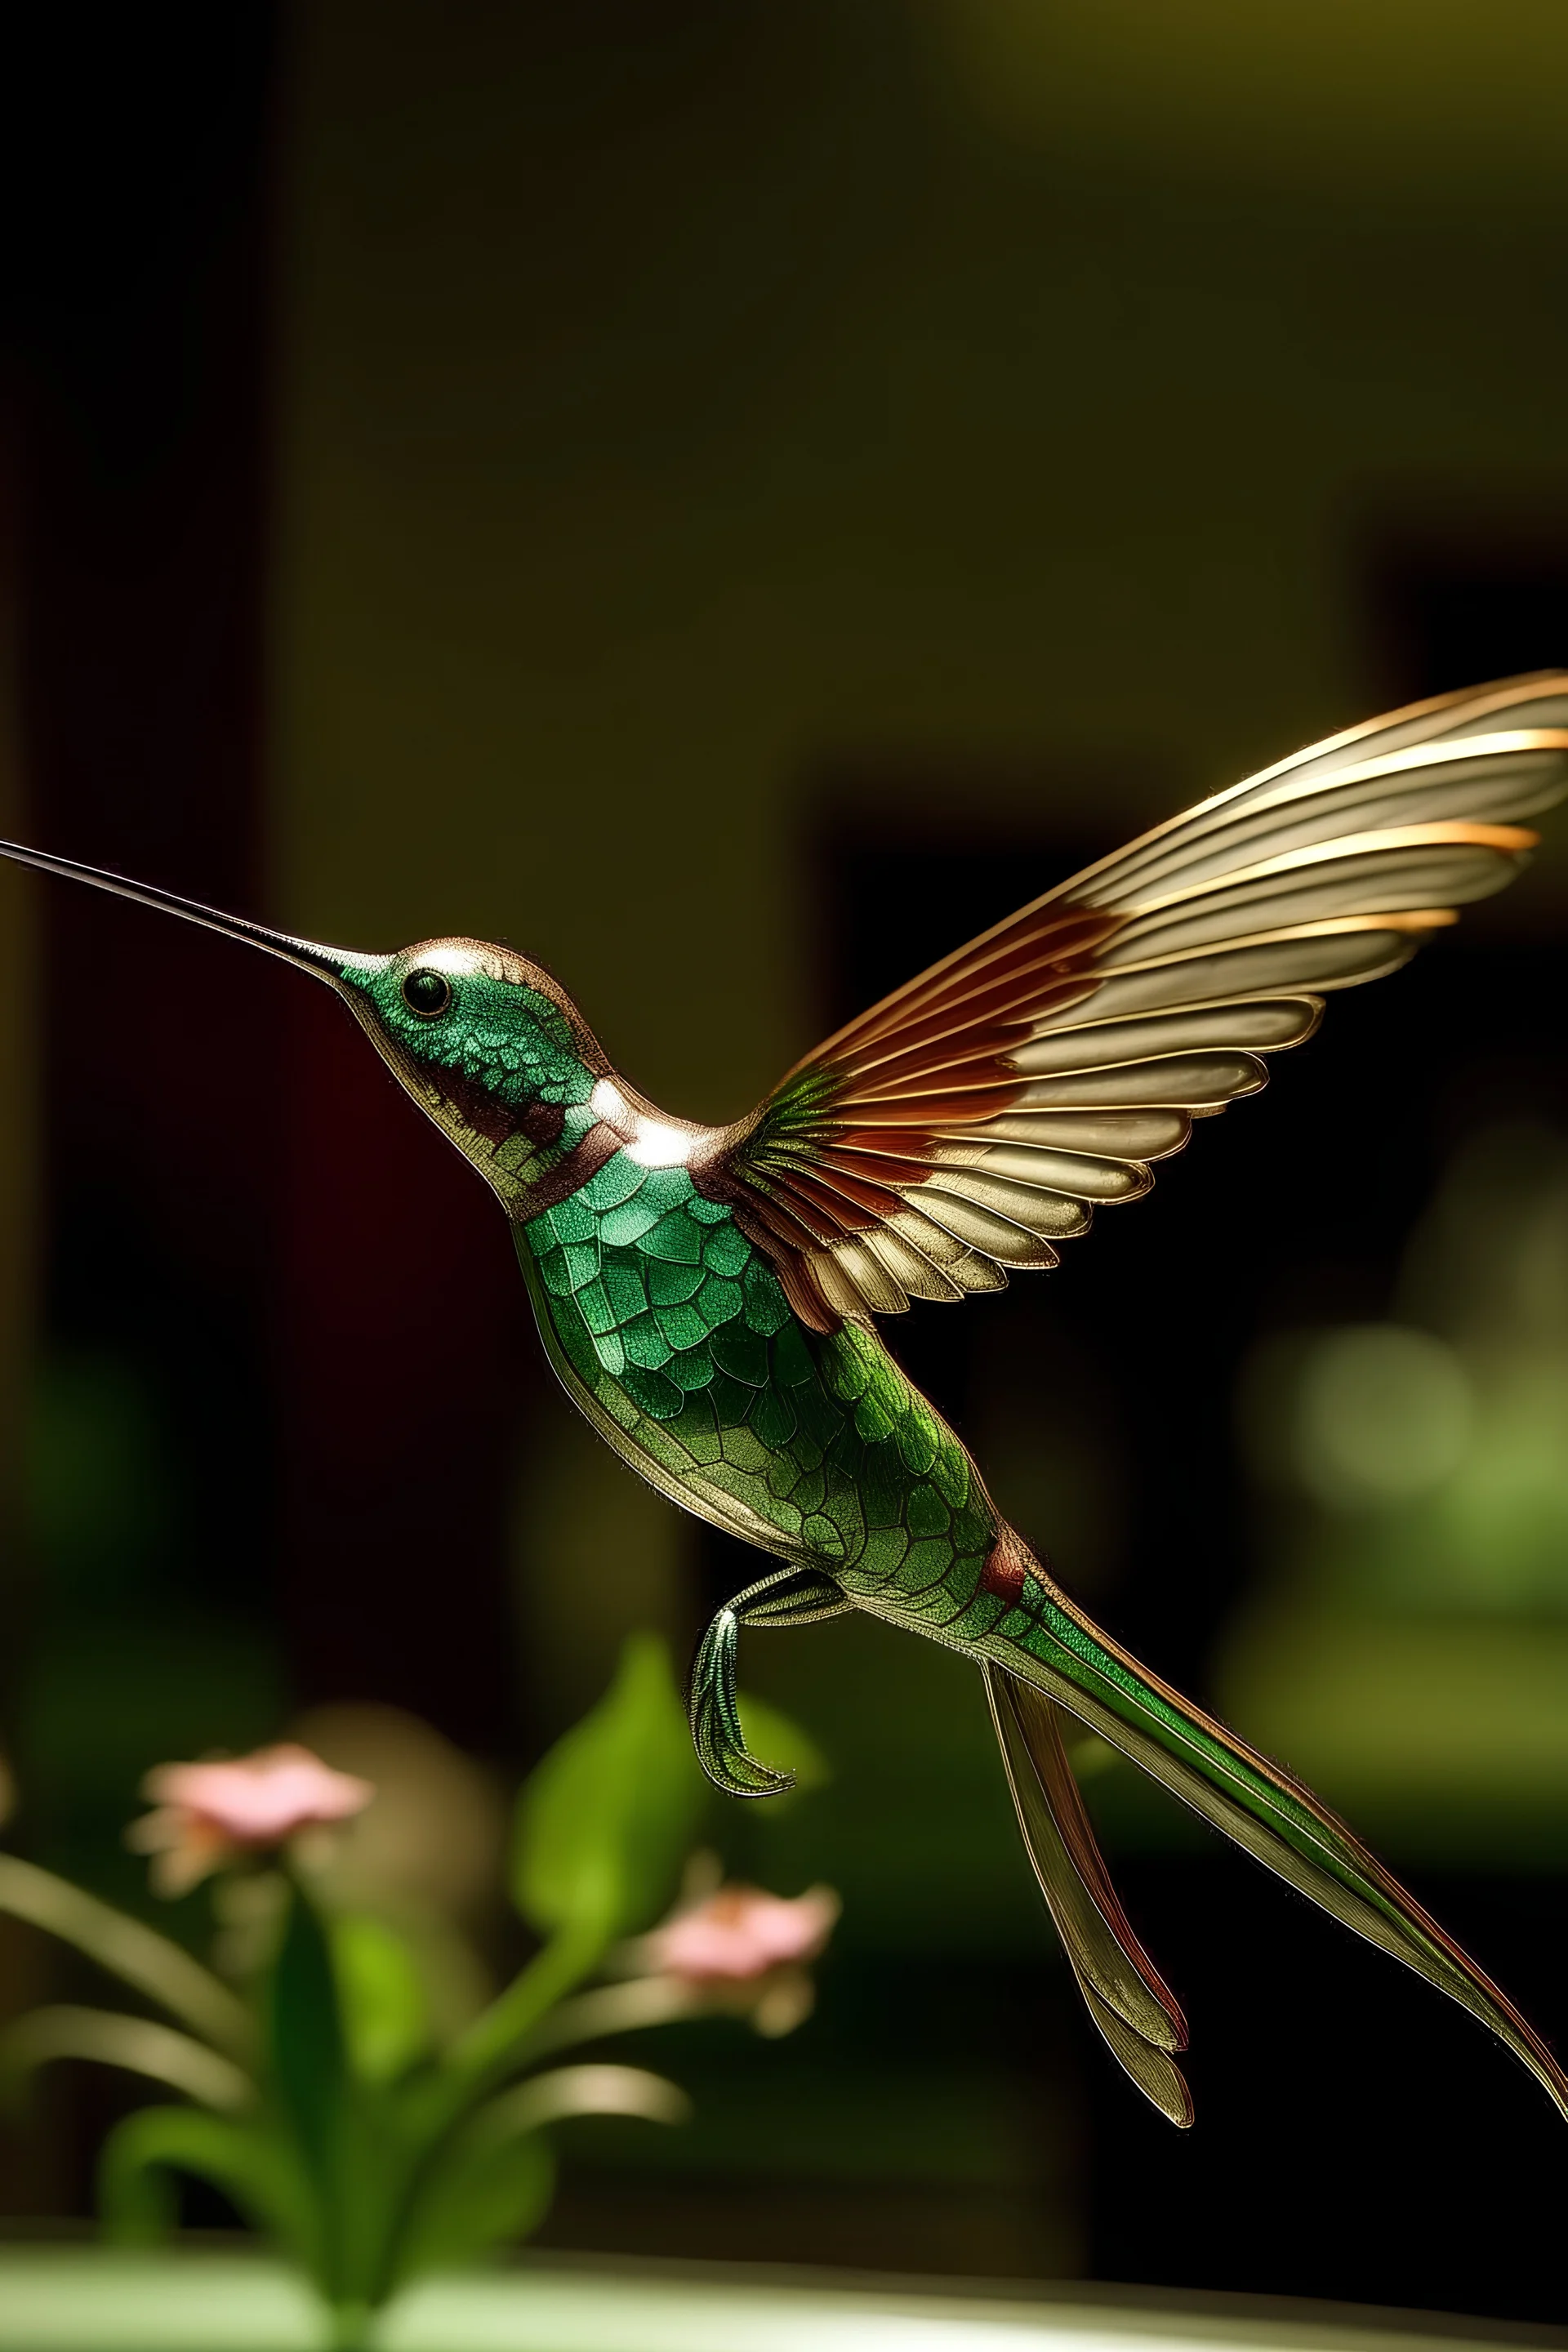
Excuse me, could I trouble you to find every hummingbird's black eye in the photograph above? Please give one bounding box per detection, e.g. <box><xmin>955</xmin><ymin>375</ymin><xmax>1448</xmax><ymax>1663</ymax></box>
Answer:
<box><xmin>402</xmin><ymin>968</ymin><xmax>452</xmax><ymax>1018</ymax></box>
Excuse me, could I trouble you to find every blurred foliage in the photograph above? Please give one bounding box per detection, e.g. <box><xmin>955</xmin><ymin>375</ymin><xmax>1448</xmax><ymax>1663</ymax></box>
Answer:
<box><xmin>16</xmin><ymin>1350</ymin><xmax>284</xmax><ymax>1909</ymax></box>
<box><xmin>514</xmin><ymin>1637</ymin><xmax>702</xmax><ymax>1944</ymax></box>
<box><xmin>1221</xmin><ymin>1125</ymin><xmax>1568</xmax><ymax>1859</ymax></box>
<box><xmin>0</xmin><ymin>1640</ymin><xmax>832</xmax><ymax>2350</ymax></box>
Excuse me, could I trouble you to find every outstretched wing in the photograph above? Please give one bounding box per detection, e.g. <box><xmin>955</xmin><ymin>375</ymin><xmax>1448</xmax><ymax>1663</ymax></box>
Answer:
<box><xmin>715</xmin><ymin>674</ymin><xmax>1568</xmax><ymax>1329</ymax></box>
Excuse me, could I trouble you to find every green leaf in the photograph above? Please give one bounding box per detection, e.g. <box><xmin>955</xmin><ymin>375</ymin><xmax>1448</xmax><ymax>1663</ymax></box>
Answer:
<box><xmin>513</xmin><ymin>1635</ymin><xmax>703</xmax><ymax>1943</ymax></box>
<box><xmin>735</xmin><ymin>1691</ymin><xmax>830</xmax><ymax>1797</ymax></box>
<box><xmin>266</xmin><ymin>1890</ymin><xmax>421</xmax><ymax>2309</ymax></box>
<box><xmin>396</xmin><ymin>2061</ymin><xmax>684</xmax><ymax>2286</ymax></box>
<box><xmin>0</xmin><ymin>2005</ymin><xmax>253</xmax><ymax>2113</ymax></box>
<box><xmin>265</xmin><ymin>1882</ymin><xmax>347</xmax><ymax>2182</ymax></box>
<box><xmin>474</xmin><ymin>2061</ymin><xmax>690</xmax><ymax>2136</ymax></box>
<box><xmin>391</xmin><ymin>2129</ymin><xmax>554</xmax><ymax>2287</ymax></box>
<box><xmin>0</xmin><ymin>1855</ymin><xmax>249</xmax><ymax>2057</ymax></box>
<box><xmin>97</xmin><ymin>2105</ymin><xmax>310</xmax><ymax>2259</ymax></box>
<box><xmin>331</xmin><ymin>1915</ymin><xmax>429</xmax><ymax>2086</ymax></box>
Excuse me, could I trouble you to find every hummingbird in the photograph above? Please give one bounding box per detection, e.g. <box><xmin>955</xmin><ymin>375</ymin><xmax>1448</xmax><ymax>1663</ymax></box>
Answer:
<box><xmin>6</xmin><ymin>670</ymin><xmax>1567</xmax><ymax>2128</ymax></box>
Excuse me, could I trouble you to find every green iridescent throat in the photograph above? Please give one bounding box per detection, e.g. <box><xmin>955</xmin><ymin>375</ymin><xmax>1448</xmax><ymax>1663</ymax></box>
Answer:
<box><xmin>341</xmin><ymin>960</ymin><xmax>601</xmax><ymax>1206</ymax></box>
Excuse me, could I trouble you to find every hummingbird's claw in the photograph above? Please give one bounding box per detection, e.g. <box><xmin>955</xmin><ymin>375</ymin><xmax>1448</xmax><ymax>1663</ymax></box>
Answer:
<box><xmin>688</xmin><ymin>1606</ymin><xmax>795</xmax><ymax>1800</ymax></box>
<box><xmin>688</xmin><ymin>1567</ymin><xmax>853</xmax><ymax>1800</ymax></box>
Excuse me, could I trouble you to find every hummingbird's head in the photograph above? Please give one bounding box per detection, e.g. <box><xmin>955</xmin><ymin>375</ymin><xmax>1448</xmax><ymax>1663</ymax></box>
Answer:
<box><xmin>0</xmin><ymin>845</ymin><xmax>617</xmax><ymax>1217</ymax></box>
<box><xmin>336</xmin><ymin>935</ymin><xmax>612</xmax><ymax>1210</ymax></box>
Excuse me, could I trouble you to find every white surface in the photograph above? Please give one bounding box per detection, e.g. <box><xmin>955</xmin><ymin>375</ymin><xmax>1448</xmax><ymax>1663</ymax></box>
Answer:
<box><xmin>0</xmin><ymin>2249</ymin><xmax>1537</xmax><ymax>2352</ymax></box>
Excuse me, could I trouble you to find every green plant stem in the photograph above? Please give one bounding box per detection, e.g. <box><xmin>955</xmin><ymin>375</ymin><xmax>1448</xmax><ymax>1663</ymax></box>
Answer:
<box><xmin>435</xmin><ymin>1919</ymin><xmax>605</xmax><ymax>2120</ymax></box>
<box><xmin>342</xmin><ymin>1922</ymin><xmax>607</xmax><ymax>2317</ymax></box>
<box><xmin>318</xmin><ymin>2296</ymin><xmax>372</xmax><ymax>2352</ymax></box>
<box><xmin>0</xmin><ymin>1856</ymin><xmax>252</xmax><ymax>2059</ymax></box>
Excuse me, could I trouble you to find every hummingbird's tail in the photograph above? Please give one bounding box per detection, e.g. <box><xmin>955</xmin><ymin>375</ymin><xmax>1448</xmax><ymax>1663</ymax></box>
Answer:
<box><xmin>983</xmin><ymin>1548</ymin><xmax>1568</xmax><ymax>2125</ymax></box>
<box><xmin>984</xmin><ymin>1664</ymin><xmax>1194</xmax><ymax>2125</ymax></box>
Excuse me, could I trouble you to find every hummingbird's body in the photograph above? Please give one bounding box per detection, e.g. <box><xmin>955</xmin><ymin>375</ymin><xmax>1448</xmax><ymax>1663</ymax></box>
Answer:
<box><xmin>515</xmin><ymin>1141</ymin><xmax>1539</xmax><ymax>2120</ymax></box>
<box><xmin>521</xmin><ymin>1158</ymin><xmax>993</xmax><ymax>1610</ymax></box>
<box><xmin>7</xmin><ymin>670</ymin><xmax>1568</xmax><ymax>2128</ymax></box>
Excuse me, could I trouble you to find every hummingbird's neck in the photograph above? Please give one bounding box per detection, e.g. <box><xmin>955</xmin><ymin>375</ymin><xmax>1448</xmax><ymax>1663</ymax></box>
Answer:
<box><xmin>332</xmin><ymin>946</ymin><xmax>720</xmax><ymax>1219</ymax></box>
<box><xmin>467</xmin><ymin>1076</ymin><xmax>719</xmax><ymax>1218</ymax></box>
<box><xmin>585</xmin><ymin>1076</ymin><xmax>716</xmax><ymax>1172</ymax></box>
<box><xmin>469</xmin><ymin>1094</ymin><xmax>615</xmax><ymax>1216</ymax></box>
<box><xmin>335</xmin><ymin>986</ymin><xmax>604</xmax><ymax>1216</ymax></box>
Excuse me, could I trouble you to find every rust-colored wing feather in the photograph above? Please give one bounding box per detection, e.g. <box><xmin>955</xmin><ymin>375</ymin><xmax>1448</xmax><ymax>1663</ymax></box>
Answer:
<box><xmin>714</xmin><ymin>674</ymin><xmax>1568</xmax><ymax>1329</ymax></box>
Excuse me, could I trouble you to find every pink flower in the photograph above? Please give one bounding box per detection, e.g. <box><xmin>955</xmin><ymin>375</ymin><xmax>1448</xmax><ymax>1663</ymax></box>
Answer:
<box><xmin>648</xmin><ymin>1884</ymin><xmax>838</xmax><ymax>1980</ymax></box>
<box><xmin>637</xmin><ymin>1882</ymin><xmax>839</xmax><ymax>2035</ymax></box>
<box><xmin>127</xmin><ymin>1744</ymin><xmax>374</xmax><ymax>1896</ymax></box>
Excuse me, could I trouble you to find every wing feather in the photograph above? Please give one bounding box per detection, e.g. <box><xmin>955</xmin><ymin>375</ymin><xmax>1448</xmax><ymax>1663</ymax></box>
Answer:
<box><xmin>826</xmin><ymin>1236</ymin><xmax>907</xmax><ymax>1316</ymax></box>
<box><xmin>891</xmin><ymin>1204</ymin><xmax>1036</xmax><ymax>1283</ymax></box>
<box><xmin>863</xmin><ymin>1224</ymin><xmax>967</xmax><ymax>1303</ymax></box>
<box><xmin>1017</xmin><ymin>1001</ymin><xmax>1321</xmax><ymax>1073</ymax></box>
<box><xmin>1104</xmin><ymin>827</ymin><xmax>1533</xmax><ymax>964</ymax></box>
<box><xmin>907</xmin><ymin>1184</ymin><xmax>1073</xmax><ymax>1261</ymax></box>
<box><xmin>1097</xmin><ymin>744</ymin><xmax>1566</xmax><ymax>907</ymax></box>
<box><xmin>1047</xmin><ymin>923</ymin><xmax>1440</xmax><ymax>1030</ymax></box>
<box><xmin>962</xmin><ymin>1144</ymin><xmax>1151</xmax><ymax>1202</ymax></box>
<box><xmin>960</xmin><ymin>1108</ymin><xmax>1192</xmax><ymax>1155</ymax></box>
<box><xmin>707</xmin><ymin>676</ymin><xmax>1568</xmax><ymax>1325</ymax></box>
<box><xmin>1015</xmin><ymin>1052</ymin><xmax>1267</xmax><ymax>1108</ymax></box>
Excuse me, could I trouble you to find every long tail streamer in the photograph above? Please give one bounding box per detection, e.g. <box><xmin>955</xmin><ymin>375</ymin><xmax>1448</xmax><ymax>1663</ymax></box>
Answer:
<box><xmin>986</xmin><ymin>1561</ymin><xmax>1568</xmax><ymax>2121</ymax></box>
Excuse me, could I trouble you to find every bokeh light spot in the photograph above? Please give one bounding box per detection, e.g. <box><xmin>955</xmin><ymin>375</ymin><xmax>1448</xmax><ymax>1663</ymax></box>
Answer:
<box><xmin>1292</xmin><ymin>1324</ymin><xmax>1473</xmax><ymax>1511</ymax></box>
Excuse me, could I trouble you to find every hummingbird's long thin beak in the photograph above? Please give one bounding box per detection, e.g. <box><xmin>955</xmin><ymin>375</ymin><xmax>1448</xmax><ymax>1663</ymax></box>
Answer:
<box><xmin>0</xmin><ymin>840</ymin><xmax>380</xmax><ymax>984</ymax></box>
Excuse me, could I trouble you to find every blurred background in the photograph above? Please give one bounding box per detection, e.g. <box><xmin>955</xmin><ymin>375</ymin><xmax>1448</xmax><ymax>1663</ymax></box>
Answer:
<box><xmin>3</xmin><ymin>0</ymin><xmax>1568</xmax><ymax>2324</ymax></box>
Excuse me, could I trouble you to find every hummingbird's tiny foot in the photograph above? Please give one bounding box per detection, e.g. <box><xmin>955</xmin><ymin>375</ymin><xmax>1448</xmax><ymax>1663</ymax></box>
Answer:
<box><xmin>688</xmin><ymin>1603</ymin><xmax>795</xmax><ymax>1800</ymax></box>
